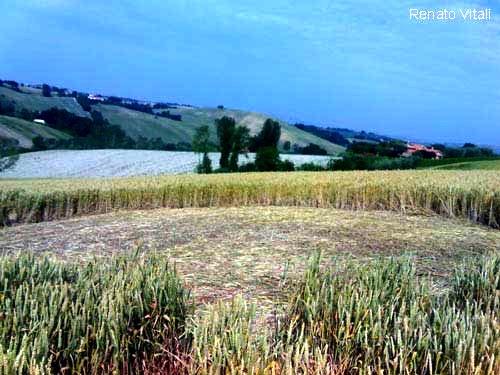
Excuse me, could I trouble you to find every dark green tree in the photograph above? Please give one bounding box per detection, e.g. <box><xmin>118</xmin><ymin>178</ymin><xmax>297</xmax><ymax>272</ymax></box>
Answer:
<box><xmin>254</xmin><ymin>119</ymin><xmax>281</xmax><ymax>171</ymax></box>
<box><xmin>193</xmin><ymin>125</ymin><xmax>212</xmax><ymax>173</ymax></box>
<box><xmin>42</xmin><ymin>84</ymin><xmax>51</xmax><ymax>97</ymax></box>
<box><xmin>255</xmin><ymin>146</ymin><xmax>280</xmax><ymax>171</ymax></box>
<box><xmin>254</xmin><ymin>119</ymin><xmax>281</xmax><ymax>149</ymax></box>
<box><xmin>229</xmin><ymin>125</ymin><xmax>250</xmax><ymax>172</ymax></box>
<box><xmin>216</xmin><ymin>116</ymin><xmax>236</xmax><ymax>170</ymax></box>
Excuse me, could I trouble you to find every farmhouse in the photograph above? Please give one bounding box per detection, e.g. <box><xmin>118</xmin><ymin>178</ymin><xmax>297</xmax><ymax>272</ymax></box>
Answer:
<box><xmin>88</xmin><ymin>94</ymin><xmax>105</xmax><ymax>101</ymax></box>
<box><xmin>33</xmin><ymin>119</ymin><xmax>46</xmax><ymax>125</ymax></box>
<box><xmin>403</xmin><ymin>143</ymin><xmax>443</xmax><ymax>159</ymax></box>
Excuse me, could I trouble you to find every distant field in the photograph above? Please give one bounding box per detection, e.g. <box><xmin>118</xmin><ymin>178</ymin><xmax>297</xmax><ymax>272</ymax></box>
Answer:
<box><xmin>0</xmin><ymin>86</ymin><xmax>88</xmax><ymax>117</ymax></box>
<box><xmin>96</xmin><ymin>104</ymin><xmax>345</xmax><ymax>154</ymax></box>
<box><xmin>0</xmin><ymin>115</ymin><xmax>71</xmax><ymax>148</ymax></box>
<box><xmin>0</xmin><ymin>149</ymin><xmax>333</xmax><ymax>178</ymax></box>
<box><xmin>431</xmin><ymin>159</ymin><xmax>500</xmax><ymax>170</ymax></box>
<box><xmin>1</xmin><ymin>170</ymin><xmax>498</xmax><ymax>227</ymax></box>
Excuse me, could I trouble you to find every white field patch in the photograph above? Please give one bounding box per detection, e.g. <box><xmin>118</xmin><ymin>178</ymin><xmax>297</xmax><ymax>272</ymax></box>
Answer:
<box><xmin>0</xmin><ymin>150</ymin><xmax>334</xmax><ymax>178</ymax></box>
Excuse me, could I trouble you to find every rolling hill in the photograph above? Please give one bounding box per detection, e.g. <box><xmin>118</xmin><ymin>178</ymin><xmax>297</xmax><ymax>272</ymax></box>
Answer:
<box><xmin>0</xmin><ymin>84</ymin><xmax>346</xmax><ymax>154</ymax></box>
<box><xmin>0</xmin><ymin>86</ymin><xmax>88</xmax><ymax>117</ymax></box>
<box><xmin>96</xmin><ymin>104</ymin><xmax>346</xmax><ymax>154</ymax></box>
<box><xmin>0</xmin><ymin>115</ymin><xmax>71</xmax><ymax>148</ymax></box>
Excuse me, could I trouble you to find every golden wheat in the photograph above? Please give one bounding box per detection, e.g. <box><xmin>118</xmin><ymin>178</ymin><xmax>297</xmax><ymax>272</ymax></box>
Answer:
<box><xmin>1</xmin><ymin>171</ymin><xmax>499</xmax><ymax>227</ymax></box>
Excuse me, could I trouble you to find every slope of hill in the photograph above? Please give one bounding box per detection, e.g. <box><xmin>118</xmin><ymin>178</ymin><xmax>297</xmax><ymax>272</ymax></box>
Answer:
<box><xmin>0</xmin><ymin>86</ymin><xmax>88</xmax><ymax>117</ymax></box>
<box><xmin>94</xmin><ymin>104</ymin><xmax>201</xmax><ymax>145</ymax></box>
<box><xmin>97</xmin><ymin>104</ymin><xmax>345</xmax><ymax>154</ymax></box>
<box><xmin>0</xmin><ymin>115</ymin><xmax>71</xmax><ymax>148</ymax></box>
<box><xmin>0</xmin><ymin>149</ymin><xmax>333</xmax><ymax>178</ymax></box>
<box><xmin>177</xmin><ymin>107</ymin><xmax>346</xmax><ymax>154</ymax></box>
<box><xmin>0</xmin><ymin>83</ymin><xmax>345</xmax><ymax>154</ymax></box>
<box><xmin>430</xmin><ymin>159</ymin><xmax>500</xmax><ymax>170</ymax></box>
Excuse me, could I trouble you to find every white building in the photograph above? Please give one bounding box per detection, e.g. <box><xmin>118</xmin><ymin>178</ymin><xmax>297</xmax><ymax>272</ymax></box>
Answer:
<box><xmin>33</xmin><ymin>119</ymin><xmax>46</xmax><ymax>125</ymax></box>
<box><xmin>88</xmin><ymin>94</ymin><xmax>105</xmax><ymax>101</ymax></box>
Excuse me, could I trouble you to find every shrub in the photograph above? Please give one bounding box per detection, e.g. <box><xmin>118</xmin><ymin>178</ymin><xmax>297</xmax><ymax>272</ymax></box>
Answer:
<box><xmin>255</xmin><ymin>146</ymin><xmax>280</xmax><ymax>171</ymax></box>
<box><xmin>293</xmin><ymin>142</ymin><xmax>328</xmax><ymax>155</ymax></box>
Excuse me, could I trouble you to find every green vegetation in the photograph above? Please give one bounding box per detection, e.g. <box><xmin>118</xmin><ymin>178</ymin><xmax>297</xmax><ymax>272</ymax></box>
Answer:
<box><xmin>192</xmin><ymin>255</ymin><xmax>499</xmax><ymax>374</ymax></box>
<box><xmin>347</xmin><ymin>140</ymin><xmax>408</xmax><ymax>157</ymax></box>
<box><xmin>324</xmin><ymin>153</ymin><xmax>420</xmax><ymax>171</ymax></box>
<box><xmin>2</xmin><ymin>251</ymin><xmax>497</xmax><ymax>374</ymax></box>
<box><xmin>192</xmin><ymin>125</ymin><xmax>213</xmax><ymax>174</ymax></box>
<box><xmin>95</xmin><ymin>104</ymin><xmax>199</xmax><ymax>145</ymax></box>
<box><xmin>215</xmin><ymin>116</ymin><xmax>237</xmax><ymax>170</ymax></box>
<box><xmin>175</xmin><ymin>106</ymin><xmax>346</xmax><ymax>154</ymax></box>
<box><xmin>421</xmin><ymin>158</ymin><xmax>500</xmax><ymax>170</ymax></box>
<box><xmin>1</xmin><ymin>170</ymin><xmax>499</xmax><ymax>227</ymax></box>
<box><xmin>431</xmin><ymin>159</ymin><xmax>500</xmax><ymax>170</ymax></box>
<box><xmin>0</xmin><ymin>115</ymin><xmax>70</xmax><ymax>150</ymax></box>
<box><xmin>98</xmin><ymin>104</ymin><xmax>344</xmax><ymax>154</ymax></box>
<box><xmin>0</xmin><ymin>86</ymin><xmax>88</xmax><ymax>117</ymax></box>
<box><xmin>0</xmin><ymin>84</ymin><xmax>344</xmax><ymax>155</ymax></box>
<box><xmin>0</xmin><ymin>253</ymin><xmax>191</xmax><ymax>374</ymax></box>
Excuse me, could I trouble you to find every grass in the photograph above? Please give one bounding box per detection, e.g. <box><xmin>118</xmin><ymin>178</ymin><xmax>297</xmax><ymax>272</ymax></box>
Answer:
<box><xmin>95</xmin><ymin>104</ymin><xmax>201</xmax><ymax>145</ymax></box>
<box><xmin>417</xmin><ymin>156</ymin><xmax>500</xmax><ymax>169</ymax></box>
<box><xmin>95</xmin><ymin>104</ymin><xmax>345</xmax><ymax>154</ymax></box>
<box><xmin>0</xmin><ymin>115</ymin><xmax>71</xmax><ymax>148</ymax></box>
<box><xmin>431</xmin><ymin>160</ymin><xmax>500</xmax><ymax>171</ymax></box>
<box><xmin>1</xmin><ymin>252</ymin><xmax>498</xmax><ymax>374</ymax></box>
<box><xmin>0</xmin><ymin>86</ymin><xmax>88</xmax><ymax>117</ymax></box>
<box><xmin>1</xmin><ymin>170</ymin><xmax>499</xmax><ymax>227</ymax></box>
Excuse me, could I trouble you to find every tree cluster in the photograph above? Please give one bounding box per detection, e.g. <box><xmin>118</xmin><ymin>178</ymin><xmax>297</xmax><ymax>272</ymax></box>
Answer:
<box><xmin>246</xmin><ymin>119</ymin><xmax>283</xmax><ymax>171</ymax></box>
<box><xmin>157</xmin><ymin>111</ymin><xmax>182</xmax><ymax>121</ymax></box>
<box><xmin>0</xmin><ymin>80</ymin><xmax>21</xmax><ymax>92</ymax></box>
<box><xmin>431</xmin><ymin>143</ymin><xmax>494</xmax><ymax>158</ymax></box>
<box><xmin>293</xmin><ymin>143</ymin><xmax>328</xmax><ymax>155</ymax></box>
<box><xmin>348</xmin><ymin>141</ymin><xmax>408</xmax><ymax>158</ymax></box>
<box><xmin>294</xmin><ymin>124</ymin><xmax>350</xmax><ymax>147</ymax></box>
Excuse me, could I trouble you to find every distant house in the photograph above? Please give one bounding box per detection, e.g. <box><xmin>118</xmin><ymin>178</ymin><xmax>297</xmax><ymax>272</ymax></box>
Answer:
<box><xmin>403</xmin><ymin>143</ymin><xmax>443</xmax><ymax>159</ymax></box>
<box><xmin>88</xmin><ymin>94</ymin><xmax>105</xmax><ymax>101</ymax></box>
<box><xmin>33</xmin><ymin>119</ymin><xmax>46</xmax><ymax>125</ymax></box>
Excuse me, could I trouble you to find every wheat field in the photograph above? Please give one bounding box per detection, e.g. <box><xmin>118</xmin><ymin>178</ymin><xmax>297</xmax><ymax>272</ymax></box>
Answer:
<box><xmin>1</xmin><ymin>170</ymin><xmax>499</xmax><ymax>227</ymax></box>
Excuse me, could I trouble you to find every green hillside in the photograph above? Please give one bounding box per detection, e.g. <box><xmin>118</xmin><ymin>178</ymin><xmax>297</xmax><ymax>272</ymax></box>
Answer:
<box><xmin>0</xmin><ymin>86</ymin><xmax>88</xmax><ymax>117</ymax></box>
<box><xmin>94</xmin><ymin>104</ymin><xmax>201</xmax><ymax>145</ymax></box>
<box><xmin>0</xmin><ymin>84</ymin><xmax>345</xmax><ymax>154</ymax></box>
<box><xmin>431</xmin><ymin>159</ymin><xmax>500</xmax><ymax>170</ymax></box>
<box><xmin>97</xmin><ymin>104</ymin><xmax>345</xmax><ymax>154</ymax></box>
<box><xmin>0</xmin><ymin>115</ymin><xmax>71</xmax><ymax>148</ymax></box>
<box><xmin>176</xmin><ymin>107</ymin><xmax>346</xmax><ymax>154</ymax></box>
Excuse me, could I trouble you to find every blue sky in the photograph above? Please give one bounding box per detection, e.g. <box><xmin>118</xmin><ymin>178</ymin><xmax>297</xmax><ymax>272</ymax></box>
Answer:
<box><xmin>1</xmin><ymin>0</ymin><xmax>499</xmax><ymax>145</ymax></box>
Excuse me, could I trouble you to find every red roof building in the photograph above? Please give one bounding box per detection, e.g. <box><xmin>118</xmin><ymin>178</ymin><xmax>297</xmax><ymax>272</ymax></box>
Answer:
<box><xmin>403</xmin><ymin>143</ymin><xmax>443</xmax><ymax>159</ymax></box>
